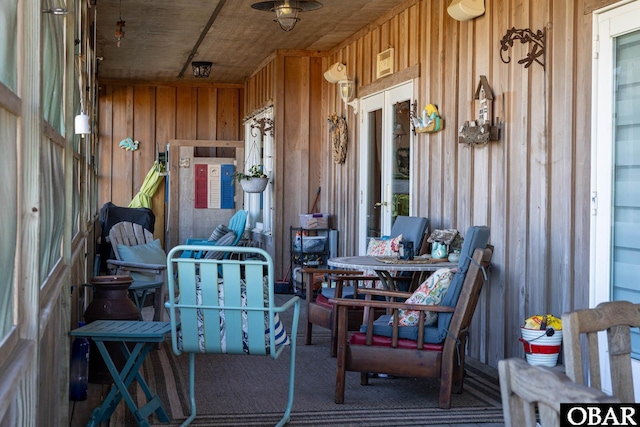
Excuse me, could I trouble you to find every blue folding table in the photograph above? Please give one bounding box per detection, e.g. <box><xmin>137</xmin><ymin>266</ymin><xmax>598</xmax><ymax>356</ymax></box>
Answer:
<box><xmin>70</xmin><ymin>320</ymin><xmax>173</xmax><ymax>426</ymax></box>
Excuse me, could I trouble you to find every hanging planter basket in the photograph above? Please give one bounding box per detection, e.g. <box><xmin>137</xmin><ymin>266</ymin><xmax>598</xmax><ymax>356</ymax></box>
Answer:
<box><xmin>239</xmin><ymin>177</ymin><xmax>268</xmax><ymax>193</ymax></box>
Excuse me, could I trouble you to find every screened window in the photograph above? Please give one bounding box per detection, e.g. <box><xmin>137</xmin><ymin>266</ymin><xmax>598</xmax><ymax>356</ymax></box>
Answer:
<box><xmin>611</xmin><ymin>30</ymin><xmax>640</xmax><ymax>357</ymax></box>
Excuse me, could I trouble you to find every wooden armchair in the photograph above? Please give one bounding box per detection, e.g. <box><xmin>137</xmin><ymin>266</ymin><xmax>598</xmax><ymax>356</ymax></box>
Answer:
<box><xmin>499</xmin><ymin>358</ymin><xmax>618</xmax><ymax>427</ymax></box>
<box><xmin>304</xmin><ymin>216</ymin><xmax>429</xmax><ymax>357</ymax></box>
<box><xmin>332</xmin><ymin>226</ymin><xmax>491</xmax><ymax>408</ymax></box>
<box><xmin>562</xmin><ymin>300</ymin><xmax>640</xmax><ymax>401</ymax></box>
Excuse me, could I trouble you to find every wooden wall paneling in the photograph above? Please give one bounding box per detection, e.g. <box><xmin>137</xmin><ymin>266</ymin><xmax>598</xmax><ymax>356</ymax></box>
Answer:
<box><xmin>426</xmin><ymin>2</ymin><xmax>444</xmax><ymax>229</ymax></box>
<box><xmin>441</xmin><ymin>12</ymin><xmax>461</xmax><ymax>231</ymax></box>
<box><xmin>346</xmin><ymin>45</ymin><xmax>359</xmax><ymax>255</ymax></box>
<box><xmin>273</xmin><ymin>53</ymin><xmax>287</xmax><ymax>276</ymax></box>
<box><xmin>370</xmin><ymin>27</ymin><xmax>380</xmax><ymax>83</ymax></box>
<box><xmin>408</xmin><ymin>3</ymin><xmax>420</xmax><ymax>68</ymax></box>
<box><xmin>505</xmin><ymin>0</ymin><xmax>531</xmax><ymax>360</ymax></box>
<box><xmin>176</xmin><ymin>87</ymin><xmax>197</xmax><ymax>140</ymax></box>
<box><xmin>398</xmin><ymin>10</ymin><xmax>409</xmax><ymax>71</ymax></box>
<box><xmin>466</xmin><ymin>2</ymin><xmax>491</xmax><ymax>359</ymax></box>
<box><xmin>549</xmin><ymin>1</ymin><xmax>578</xmax><ymax>316</ymax></box>
<box><xmin>110</xmin><ymin>85</ymin><xmax>134</xmax><ymax>206</ymax></box>
<box><xmin>217</xmin><ymin>88</ymin><xmax>238</xmax><ymax>140</ymax></box>
<box><xmin>454</xmin><ymin>18</ymin><xmax>474</xmax><ymax>231</ymax></box>
<box><xmin>486</xmin><ymin>0</ymin><xmax>510</xmax><ymax>366</ymax></box>
<box><xmin>526</xmin><ymin>2</ymin><xmax>550</xmax><ymax>333</ymax></box>
<box><xmin>412</xmin><ymin>2</ymin><xmax>433</xmax><ymax>216</ymax></box>
<box><xmin>366</xmin><ymin>29</ymin><xmax>376</xmax><ymax>87</ymax></box>
<box><xmin>98</xmin><ymin>85</ymin><xmax>113</xmax><ymax>206</ymax></box>
<box><xmin>309</xmin><ymin>56</ymin><xmax>324</xmax><ymax>217</ymax></box>
<box><xmin>247</xmin><ymin>78</ymin><xmax>255</xmax><ymax>115</ymax></box>
<box><xmin>132</xmin><ymin>85</ymin><xmax>156</xmax><ymax>205</ymax></box>
<box><xmin>197</xmin><ymin>87</ymin><xmax>217</xmax><ymax>142</ymax></box>
<box><xmin>572</xmin><ymin>0</ymin><xmax>593</xmax><ymax>315</ymax></box>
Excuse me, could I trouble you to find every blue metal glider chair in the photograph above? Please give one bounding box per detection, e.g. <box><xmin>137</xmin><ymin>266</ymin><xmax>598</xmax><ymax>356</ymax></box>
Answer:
<box><xmin>166</xmin><ymin>245</ymin><xmax>301</xmax><ymax>427</ymax></box>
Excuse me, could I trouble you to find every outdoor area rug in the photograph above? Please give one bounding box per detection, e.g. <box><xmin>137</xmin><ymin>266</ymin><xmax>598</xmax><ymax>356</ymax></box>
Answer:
<box><xmin>107</xmin><ymin>338</ymin><xmax>503</xmax><ymax>426</ymax></box>
<box><xmin>106</xmin><ymin>296</ymin><xmax>504</xmax><ymax>426</ymax></box>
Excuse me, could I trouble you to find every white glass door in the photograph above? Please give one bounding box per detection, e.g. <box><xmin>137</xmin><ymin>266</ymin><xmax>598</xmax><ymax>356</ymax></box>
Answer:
<box><xmin>592</xmin><ymin>0</ymin><xmax>640</xmax><ymax>395</ymax></box>
<box><xmin>358</xmin><ymin>81</ymin><xmax>413</xmax><ymax>254</ymax></box>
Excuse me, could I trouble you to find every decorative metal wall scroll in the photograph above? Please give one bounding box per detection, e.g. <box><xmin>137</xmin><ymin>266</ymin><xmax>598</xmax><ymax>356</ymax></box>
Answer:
<box><xmin>250</xmin><ymin>117</ymin><xmax>274</xmax><ymax>138</ymax></box>
<box><xmin>499</xmin><ymin>27</ymin><xmax>545</xmax><ymax>70</ymax></box>
<box><xmin>328</xmin><ymin>113</ymin><xmax>348</xmax><ymax>164</ymax></box>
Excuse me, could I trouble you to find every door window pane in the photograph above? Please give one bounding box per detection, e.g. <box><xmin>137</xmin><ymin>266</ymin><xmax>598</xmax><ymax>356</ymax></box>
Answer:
<box><xmin>392</xmin><ymin>101</ymin><xmax>411</xmax><ymax>220</ymax></box>
<box><xmin>365</xmin><ymin>108</ymin><xmax>382</xmax><ymax>243</ymax></box>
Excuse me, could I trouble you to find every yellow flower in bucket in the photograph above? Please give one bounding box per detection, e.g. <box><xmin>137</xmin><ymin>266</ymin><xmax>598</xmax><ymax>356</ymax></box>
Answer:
<box><xmin>523</xmin><ymin>314</ymin><xmax>562</xmax><ymax>330</ymax></box>
<box><xmin>520</xmin><ymin>314</ymin><xmax>563</xmax><ymax>367</ymax></box>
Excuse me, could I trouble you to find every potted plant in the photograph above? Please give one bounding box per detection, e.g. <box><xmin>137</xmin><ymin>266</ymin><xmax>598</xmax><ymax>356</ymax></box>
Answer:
<box><xmin>233</xmin><ymin>164</ymin><xmax>269</xmax><ymax>193</ymax></box>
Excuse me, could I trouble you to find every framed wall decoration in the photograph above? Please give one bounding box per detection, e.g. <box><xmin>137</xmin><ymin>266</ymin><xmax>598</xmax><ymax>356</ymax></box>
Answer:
<box><xmin>376</xmin><ymin>48</ymin><xmax>394</xmax><ymax>79</ymax></box>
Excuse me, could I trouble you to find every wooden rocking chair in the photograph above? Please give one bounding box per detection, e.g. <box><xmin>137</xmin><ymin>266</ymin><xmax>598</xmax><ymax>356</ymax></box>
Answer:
<box><xmin>165</xmin><ymin>245</ymin><xmax>301</xmax><ymax>427</ymax></box>
<box><xmin>305</xmin><ymin>216</ymin><xmax>429</xmax><ymax>357</ymax></box>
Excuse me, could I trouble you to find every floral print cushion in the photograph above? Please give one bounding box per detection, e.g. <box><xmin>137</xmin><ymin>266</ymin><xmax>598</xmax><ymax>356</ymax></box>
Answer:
<box><xmin>362</xmin><ymin>234</ymin><xmax>403</xmax><ymax>288</ymax></box>
<box><xmin>366</xmin><ymin>234</ymin><xmax>403</xmax><ymax>256</ymax></box>
<box><xmin>391</xmin><ymin>267</ymin><xmax>454</xmax><ymax>326</ymax></box>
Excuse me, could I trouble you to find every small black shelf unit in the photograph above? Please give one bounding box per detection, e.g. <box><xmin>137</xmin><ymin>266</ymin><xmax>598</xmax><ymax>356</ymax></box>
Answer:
<box><xmin>290</xmin><ymin>227</ymin><xmax>330</xmax><ymax>291</ymax></box>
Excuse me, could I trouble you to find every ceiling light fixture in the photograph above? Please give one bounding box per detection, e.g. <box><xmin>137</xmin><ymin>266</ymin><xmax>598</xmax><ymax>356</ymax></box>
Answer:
<box><xmin>251</xmin><ymin>0</ymin><xmax>323</xmax><ymax>32</ymax></box>
<box><xmin>192</xmin><ymin>61</ymin><xmax>212</xmax><ymax>78</ymax></box>
<box><xmin>115</xmin><ymin>0</ymin><xmax>125</xmax><ymax>47</ymax></box>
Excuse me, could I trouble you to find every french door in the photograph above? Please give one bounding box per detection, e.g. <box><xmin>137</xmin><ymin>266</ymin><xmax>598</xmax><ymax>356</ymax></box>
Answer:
<box><xmin>358</xmin><ymin>81</ymin><xmax>413</xmax><ymax>254</ymax></box>
<box><xmin>591</xmin><ymin>0</ymin><xmax>640</xmax><ymax>395</ymax></box>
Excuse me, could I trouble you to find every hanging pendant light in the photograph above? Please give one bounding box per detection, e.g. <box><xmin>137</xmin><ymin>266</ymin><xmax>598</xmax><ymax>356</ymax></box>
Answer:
<box><xmin>115</xmin><ymin>0</ymin><xmax>125</xmax><ymax>47</ymax></box>
<box><xmin>251</xmin><ymin>1</ymin><xmax>323</xmax><ymax>32</ymax></box>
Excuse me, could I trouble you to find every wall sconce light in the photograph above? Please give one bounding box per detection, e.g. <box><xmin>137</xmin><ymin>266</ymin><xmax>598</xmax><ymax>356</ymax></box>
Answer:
<box><xmin>75</xmin><ymin>113</ymin><xmax>90</xmax><ymax>136</ymax></box>
<box><xmin>192</xmin><ymin>61</ymin><xmax>212</xmax><ymax>78</ymax></box>
<box><xmin>324</xmin><ymin>62</ymin><xmax>347</xmax><ymax>83</ymax></box>
<box><xmin>447</xmin><ymin>0</ymin><xmax>485</xmax><ymax>21</ymax></box>
<box><xmin>324</xmin><ymin>63</ymin><xmax>358</xmax><ymax>114</ymax></box>
<box><xmin>251</xmin><ymin>1</ymin><xmax>323</xmax><ymax>32</ymax></box>
<box><xmin>338</xmin><ymin>80</ymin><xmax>358</xmax><ymax>114</ymax></box>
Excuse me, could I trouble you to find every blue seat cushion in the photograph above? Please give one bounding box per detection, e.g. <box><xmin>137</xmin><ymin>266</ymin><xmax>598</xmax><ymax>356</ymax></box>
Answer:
<box><xmin>320</xmin><ymin>286</ymin><xmax>356</xmax><ymax>300</ymax></box>
<box><xmin>390</xmin><ymin>216</ymin><xmax>429</xmax><ymax>249</ymax></box>
<box><xmin>361</xmin><ymin>314</ymin><xmax>442</xmax><ymax>343</ymax></box>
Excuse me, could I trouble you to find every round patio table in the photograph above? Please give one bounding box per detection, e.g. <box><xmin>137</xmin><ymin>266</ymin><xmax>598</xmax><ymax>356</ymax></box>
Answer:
<box><xmin>327</xmin><ymin>255</ymin><xmax>457</xmax><ymax>290</ymax></box>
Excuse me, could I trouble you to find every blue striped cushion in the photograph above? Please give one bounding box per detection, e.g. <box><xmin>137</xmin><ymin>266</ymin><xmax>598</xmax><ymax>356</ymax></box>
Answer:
<box><xmin>266</xmin><ymin>313</ymin><xmax>291</xmax><ymax>346</ymax></box>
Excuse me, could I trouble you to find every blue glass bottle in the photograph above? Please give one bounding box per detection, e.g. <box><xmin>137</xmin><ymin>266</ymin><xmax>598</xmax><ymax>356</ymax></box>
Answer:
<box><xmin>69</xmin><ymin>322</ymin><xmax>90</xmax><ymax>401</ymax></box>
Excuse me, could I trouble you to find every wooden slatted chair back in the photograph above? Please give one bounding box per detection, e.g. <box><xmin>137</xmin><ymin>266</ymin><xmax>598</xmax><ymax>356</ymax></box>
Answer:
<box><xmin>562</xmin><ymin>300</ymin><xmax>640</xmax><ymax>401</ymax></box>
<box><xmin>499</xmin><ymin>358</ymin><xmax>619</xmax><ymax>427</ymax></box>
<box><xmin>108</xmin><ymin>221</ymin><xmax>155</xmax><ymax>261</ymax></box>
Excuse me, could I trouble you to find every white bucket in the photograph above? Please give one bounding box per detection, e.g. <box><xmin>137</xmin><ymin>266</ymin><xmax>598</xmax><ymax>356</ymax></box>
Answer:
<box><xmin>519</xmin><ymin>326</ymin><xmax>563</xmax><ymax>367</ymax></box>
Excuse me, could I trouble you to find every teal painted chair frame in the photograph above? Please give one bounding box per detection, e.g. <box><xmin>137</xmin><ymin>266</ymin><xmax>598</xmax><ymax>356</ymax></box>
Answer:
<box><xmin>181</xmin><ymin>210</ymin><xmax>248</xmax><ymax>259</ymax></box>
<box><xmin>165</xmin><ymin>245</ymin><xmax>301</xmax><ymax>427</ymax></box>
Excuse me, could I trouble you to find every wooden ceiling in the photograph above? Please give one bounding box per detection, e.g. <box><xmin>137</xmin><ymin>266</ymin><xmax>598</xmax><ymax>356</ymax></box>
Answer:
<box><xmin>95</xmin><ymin>0</ymin><xmax>409</xmax><ymax>84</ymax></box>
